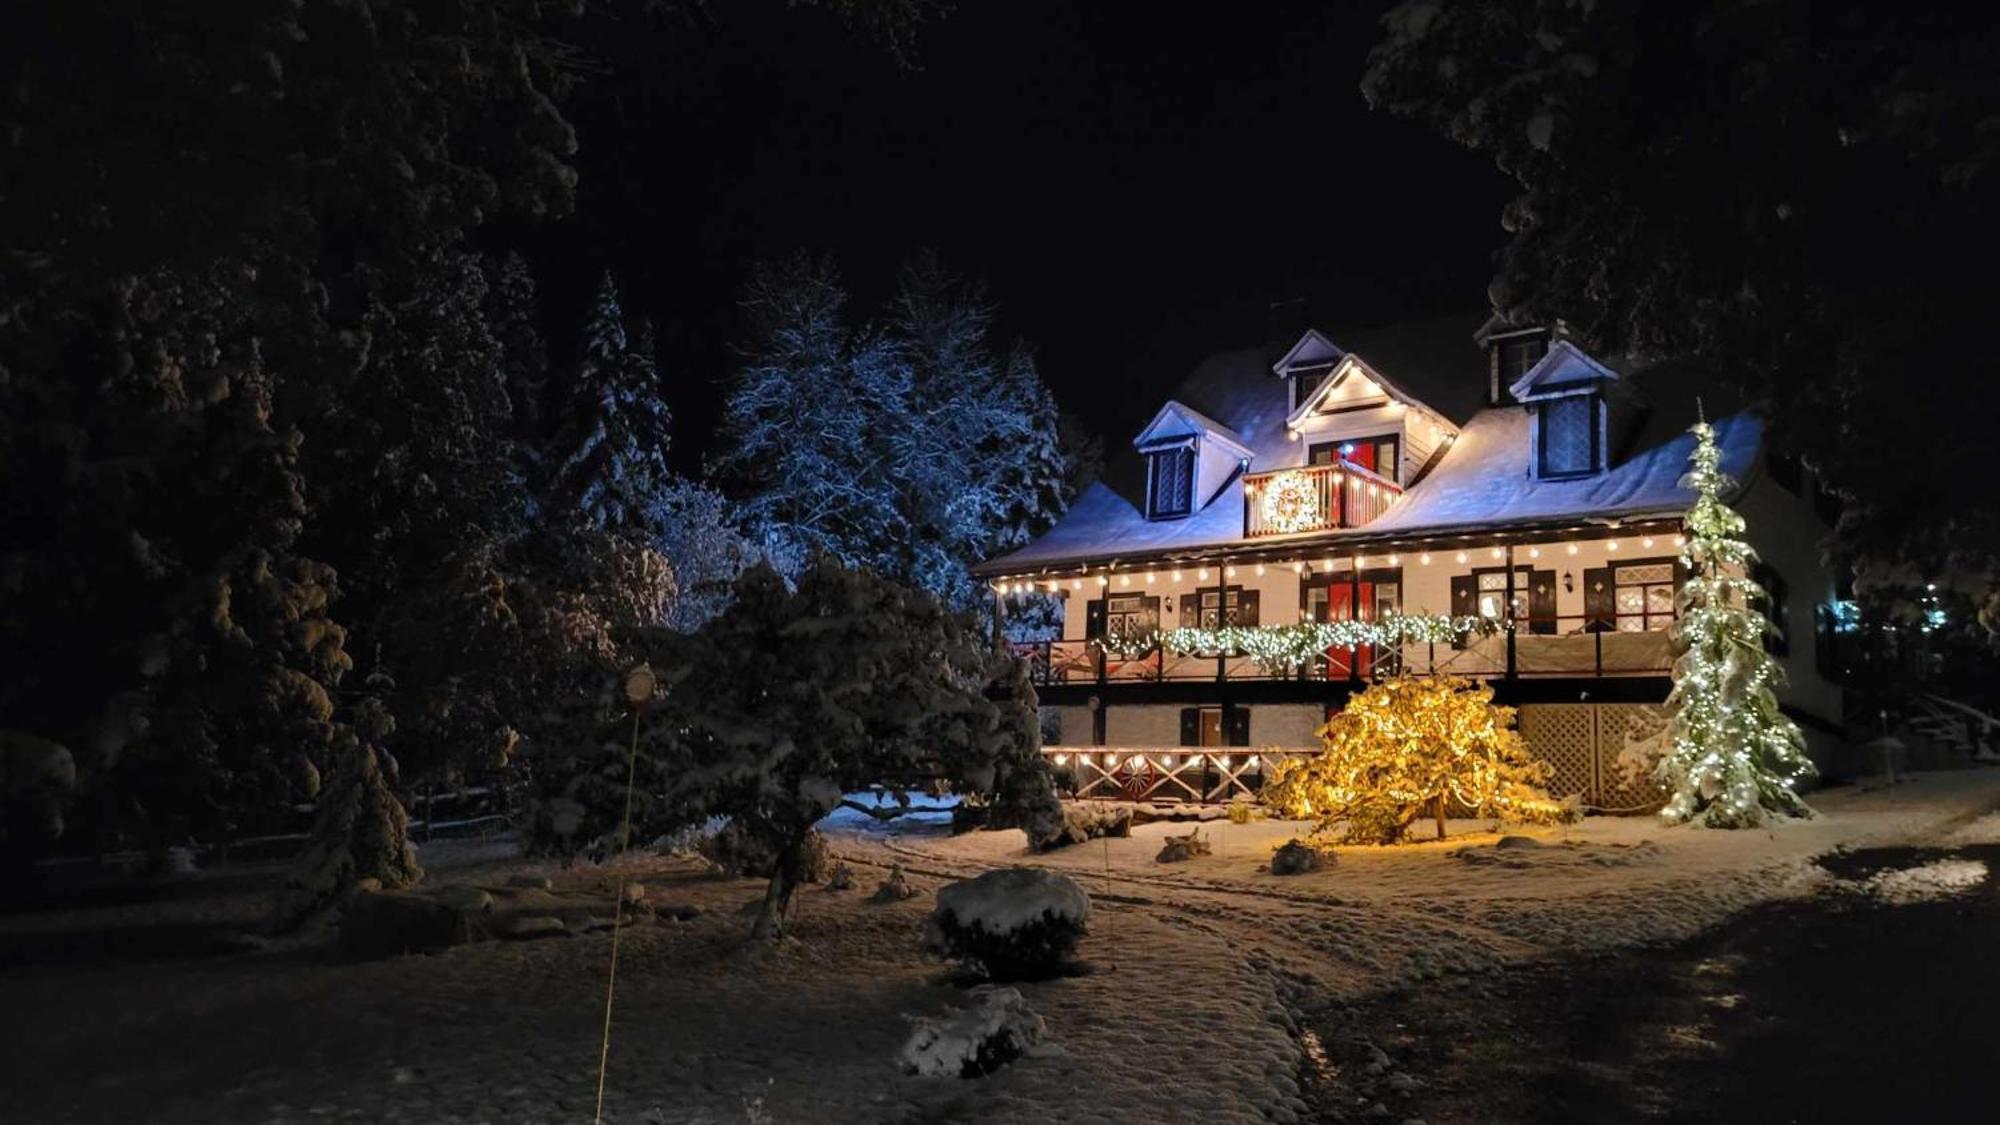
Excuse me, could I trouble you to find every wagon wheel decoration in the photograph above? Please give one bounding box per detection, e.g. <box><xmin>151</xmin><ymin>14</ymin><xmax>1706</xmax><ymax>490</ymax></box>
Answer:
<box><xmin>1117</xmin><ymin>755</ymin><xmax>1156</xmax><ymax>799</ymax></box>
<box><xmin>1258</xmin><ymin>469</ymin><xmax>1321</xmax><ymax>535</ymax></box>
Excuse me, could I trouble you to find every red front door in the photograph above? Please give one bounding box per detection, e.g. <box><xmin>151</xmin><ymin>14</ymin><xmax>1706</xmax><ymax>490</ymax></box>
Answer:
<box><xmin>1322</xmin><ymin>581</ymin><xmax>1374</xmax><ymax>678</ymax></box>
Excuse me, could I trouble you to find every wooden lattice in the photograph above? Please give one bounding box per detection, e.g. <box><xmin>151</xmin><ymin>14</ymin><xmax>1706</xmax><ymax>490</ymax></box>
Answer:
<box><xmin>1594</xmin><ymin>703</ymin><xmax>1669</xmax><ymax>812</ymax></box>
<box><xmin>1517</xmin><ymin>703</ymin><xmax>1598</xmax><ymax>803</ymax></box>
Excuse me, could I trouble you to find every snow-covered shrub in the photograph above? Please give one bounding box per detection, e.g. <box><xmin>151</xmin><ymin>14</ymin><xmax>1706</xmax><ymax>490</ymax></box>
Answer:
<box><xmin>1156</xmin><ymin>826</ymin><xmax>1211</xmax><ymax>863</ymax></box>
<box><xmin>898</xmin><ymin>986</ymin><xmax>1047</xmax><ymax>1078</ymax></box>
<box><xmin>872</xmin><ymin>863</ymin><xmax>918</xmax><ymax>902</ymax></box>
<box><xmin>927</xmin><ymin>867</ymin><xmax>1090</xmax><ymax>980</ymax></box>
<box><xmin>1033</xmin><ymin>802</ymin><xmax>1132</xmax><ymax>851</ymax></box>
<box><xmin>1271</xmin><ymin>838</ymin><xmax>1333</xmax><ymax>876</ymax></box>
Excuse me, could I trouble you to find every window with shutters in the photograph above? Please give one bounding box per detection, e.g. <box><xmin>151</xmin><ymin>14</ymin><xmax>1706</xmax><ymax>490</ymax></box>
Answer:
<box><xmin>1537</xmin><ymin>395</ymin><xmax>1598</xmax><ymax>477</ymax></box>
<box><xmin>1146</xmin><ymin>444</ymin><xmax>1196</xmax><ymax>519</ymax></box>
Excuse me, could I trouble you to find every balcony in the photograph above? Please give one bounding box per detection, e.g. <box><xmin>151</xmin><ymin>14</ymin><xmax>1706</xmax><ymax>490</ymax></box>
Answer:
<box><xmin>1242</xmin><ymin>459</ymin><xmax>1403</xmax><ymax>537</ymax></box>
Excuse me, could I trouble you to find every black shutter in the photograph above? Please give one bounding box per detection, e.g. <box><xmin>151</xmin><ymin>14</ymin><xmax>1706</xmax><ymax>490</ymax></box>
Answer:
<box><xmin>1179</xmin><ymin>707</ymin><xmax>1200</xmax><ymax>747</ymax></box>
<box><xmin>1583</xmin><ymin>567</ymin><xmax>1615</xmax><ymax>632</ymax></box>
<box><xmin>1225</xmin><ymin>707</ymin><xmax>1251</xmax><ymax>747</ymax></box>
<box><xmin>1450</xmin><ymin>575</ymin><xmax>1477</xmax><ymax>648</ymax></box>
<box><xmin>1085</xmin><ymin>599</ymin><xmax>1106</xmax><ymax>640</ymax></box>
<box><xmin>1529</xmin><ymin>569</ymin><xmax>1558</xmax><ymax>635</ymax></box>
<box><xmin>1235</xmin><ymin>589</ymin><xmax>1261</xmax><ymax>627</ymax></box>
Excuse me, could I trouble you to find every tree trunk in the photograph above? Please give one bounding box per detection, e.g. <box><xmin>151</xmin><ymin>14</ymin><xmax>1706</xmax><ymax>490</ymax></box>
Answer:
<box><xmin>1434</xmin><ymin>793</ymin><xmax>1448</xmax><ymax>840</ymax></box>
<box><xmin>750</xmin><ymin>827</ymin><xmax>806</xmax><ymax>941</ymax></box>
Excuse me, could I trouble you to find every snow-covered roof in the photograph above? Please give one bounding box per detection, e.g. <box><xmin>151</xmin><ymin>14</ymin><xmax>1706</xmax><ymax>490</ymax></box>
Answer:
<box><xmin>977</xmin><ymin>312</ymin><xmax>1761</xmax><ymax>575</ymax></box>
<box><xmin>1133</xmin><ymin>399</ymin><xmax>1253</xmax><ymax>458</ymax></box>
<box><xmin>1284</xmin><ymin>353</ymin><xmax>1437</xmax><ymax>430</ymax></box>
<box><xmin>1507</xmin><ymin>338</ymin><xmax>1619</xmax><ymax>402</ymax></box>
<box><xmin>1269</xmin><ymin>328</ymin><xmax>1345</xmax><ymax>375</ymax></box>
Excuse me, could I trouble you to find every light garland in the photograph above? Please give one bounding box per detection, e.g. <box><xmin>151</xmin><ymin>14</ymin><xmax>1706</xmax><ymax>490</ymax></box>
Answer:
<box><xmin>1092</xmin><ymin>614</ymin><xmax>1498</xmax><ymax>673</ymax></box>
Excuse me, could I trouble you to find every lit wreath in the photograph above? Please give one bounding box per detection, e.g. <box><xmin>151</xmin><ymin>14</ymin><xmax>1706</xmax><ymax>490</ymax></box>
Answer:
<box><xmin>1258</xmin><ymin>470</ymin><xmax>1321</xmax><ymax>534</ymax></box>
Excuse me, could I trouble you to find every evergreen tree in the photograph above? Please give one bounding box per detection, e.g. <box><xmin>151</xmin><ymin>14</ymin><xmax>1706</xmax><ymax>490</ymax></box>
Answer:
<box><xmin>545</xmin><ymin>274</ymin><xmax>675</xmax><ymax>531</ymax></box>
<box><xmin>1655</xmin><ymin>416</ymin><xmax>1817</xmax><ymax>827</ymax></box>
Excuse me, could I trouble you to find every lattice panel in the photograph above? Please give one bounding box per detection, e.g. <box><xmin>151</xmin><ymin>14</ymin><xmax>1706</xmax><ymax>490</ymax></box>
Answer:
<box><xmin>1517</xmin><ymin>704</ymin><xmax>1598</xmax><ymax>803</ymax></box>
<box><xmin>1595</xmin><ymin>703</ymin><xmax>1670</xmax><ymax>812</ymax></box>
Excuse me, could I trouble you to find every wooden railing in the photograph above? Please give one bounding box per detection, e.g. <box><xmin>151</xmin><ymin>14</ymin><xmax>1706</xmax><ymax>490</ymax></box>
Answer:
<box><xmin>1011</xmin><ymin>614</ymin><xmax>1674</xmax><ymax>687</ymax></box>
<box><xmin>1042</xmin><ymin>747</ymin><xmax>1318</xmax><ymax>803</ymax></box>
<box><xmin>1242</xmin><ymin>458</ymin><xmax>1404</xmax><ymax>537</ymax></box>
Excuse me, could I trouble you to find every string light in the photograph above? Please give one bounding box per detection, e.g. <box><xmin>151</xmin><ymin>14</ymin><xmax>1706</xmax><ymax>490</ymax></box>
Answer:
<box><xmin>1566</xmin><ymin>544</ymin><xmax>1579</xmax><ymax>556</ymax></box>
<box><xmin>1642</xmin><ymin>536</ymin><xmax>1655</xmax><ymax>549</ymax></box>
<box><xmin>1528</xmin><ymin>547</ymin><xmax>1541</xmax><ymax>559</ymax></box>
<box><xmin>1172</xmin><ymin>569</ymin><xmax>1183</xmax><ymax>582</ymax></box>
<box><xmin>1097</xmin><ymin>574</ymin><xmax>1110</xmax><ymax>586</ymax></box>
<box><xmin>1292</xmin><ymin>561</ymin><xmax>1304</xmax><ymax>574</ymax></box>
<box><xmin>1420</xmin><ymin>553</ymin><xmax>1432</xmax><ymax>566</ymax></box>
<box><xmin>1119</xmin><ymin>574</ymin><xmax>1131</xmax><ymax>587</ymax></box>
<box><xmin>1607</xmin><ymin>540</ymin><xmax>1620</xmax><ymax>551</ymax></box>
<box><xmin>1387</xmin><ymin>554</ymin><xmax>1400</xmax><ymax>566</ymax></box>
<box><xmin>1456</xmin><ymin>551</ymin><xmax>1469</xmax><ymax>563</ymax></box>
<box><xmin>1198</xmin><ymin>567</ymin><xmax>1210</xmax><ymax>581</ymax></box>
<box><xmin>1225</xmin><ymin>565</ymin><xmax>1237</xmax><ymax>578</ymax></box>
<box><xmin>1255</xmin><ymin>563</ymin><xmax>1266</xmax><ymax>576</ymax></box>
<box><xmin>1072</xmin><ymin>578</ymin><xmax>1082</xmax><ymax>590</ymax></box>
<box><xmin>1146</xmin><ymin>571</ymin><xmax>1157</xmax><ymax>584</ymax></box>
<box><xmin>1490</xmin><ymin>547</ymin><xmax>1504</xmax><ymax>559</ymax></box>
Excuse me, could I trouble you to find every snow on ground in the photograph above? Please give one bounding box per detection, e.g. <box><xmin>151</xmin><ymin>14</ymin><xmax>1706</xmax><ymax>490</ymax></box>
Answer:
<box><xmin>3</xmin><ymin>771</ymin><xmax>1997</xmax><ymax>1124</ymax></box>
<box><xmin>1861</xmin><ymin>857</ymin><xmax>1989</xmax><ymax>904</ymax></box>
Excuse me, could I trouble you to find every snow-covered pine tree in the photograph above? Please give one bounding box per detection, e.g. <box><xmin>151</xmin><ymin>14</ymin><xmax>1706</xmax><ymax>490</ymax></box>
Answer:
<box><xmin>1655</xmin><ymin>414</ymin><xmax>1817</xmax><ymax>827</ymax></box>
<box><xmin>545</xmin><ymin>274</ymin><xmax>674</xmax><ymax>532</ymax></box>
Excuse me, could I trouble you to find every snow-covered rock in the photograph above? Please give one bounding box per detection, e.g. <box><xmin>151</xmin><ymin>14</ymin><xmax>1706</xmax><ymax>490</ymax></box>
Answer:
<box><xmin>1271</xmin><ymin>838</ymin><xmax>1333</xmax><ymax>876</ymax></box>
<box><xmin>1156</xmin><ymin>826</ymin><xmax>1212</xmax><ymax>863</ymax></box>
<box><xmin>927</xmin><ymin>867</ymin><xmax>1090</xmax><ymax>979</ymax></box>
<box><xmin>871</xmin><ymin>863</ymin><xmax>918</xmax><ymax>902</ymax></box>
<box><xmin>897</xmin><ymin>986</ymin><xmax>1047</xmax><ymax>1078</ymax></box>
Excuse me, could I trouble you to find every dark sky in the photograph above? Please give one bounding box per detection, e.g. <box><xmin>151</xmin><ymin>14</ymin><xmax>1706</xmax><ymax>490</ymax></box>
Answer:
<box><xmin>500</xmin><ymin>0</ymin><xmax>1512</xmax><ymax>471</ymax></box>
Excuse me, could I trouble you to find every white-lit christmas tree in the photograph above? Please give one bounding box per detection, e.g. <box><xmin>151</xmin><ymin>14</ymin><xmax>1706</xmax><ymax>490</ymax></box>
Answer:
<box><xmin>1655</xmin><ymin>412</ymin><xmax>1816</xmax><ymax>827</ymax></box>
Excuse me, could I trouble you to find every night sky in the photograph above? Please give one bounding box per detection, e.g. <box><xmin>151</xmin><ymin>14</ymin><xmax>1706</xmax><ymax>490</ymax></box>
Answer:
<box><xmin>498</xmin><ymin>0</ymin><xmax>1511</xmax><ymax>471</ymax></box>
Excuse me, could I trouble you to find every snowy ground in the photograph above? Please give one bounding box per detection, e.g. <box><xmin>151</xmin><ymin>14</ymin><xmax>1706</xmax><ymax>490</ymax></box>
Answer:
<box><xmin>4</xmin><ymin>771</ymin><xmax>1998</xmax><ymax>1123</ymax></box>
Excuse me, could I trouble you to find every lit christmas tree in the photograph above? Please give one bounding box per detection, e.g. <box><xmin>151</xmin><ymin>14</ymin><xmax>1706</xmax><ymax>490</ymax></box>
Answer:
<box><xmin>1655</xmin><ymin>413</ymin><xmax>1816</xmax><ymax>827</ymax></box>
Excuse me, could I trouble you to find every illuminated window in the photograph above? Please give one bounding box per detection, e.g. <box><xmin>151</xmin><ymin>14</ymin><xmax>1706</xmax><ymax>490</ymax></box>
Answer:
<box><xmin>1539</xmin><ymin>395</ymin><xmax>1597</xmax><ymax>477</ymax></box>
<box><xmin>1613</xmin><ymin>562</ymin><xmax>1676</xmax><ymax>632</ymax></box>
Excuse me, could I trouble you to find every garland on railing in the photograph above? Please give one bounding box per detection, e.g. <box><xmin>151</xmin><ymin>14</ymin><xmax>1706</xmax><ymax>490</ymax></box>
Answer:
<box><xmin>1090</xmin><ymin>614</ymin><xmax>1500</xmax><ymax>673</ymax></box>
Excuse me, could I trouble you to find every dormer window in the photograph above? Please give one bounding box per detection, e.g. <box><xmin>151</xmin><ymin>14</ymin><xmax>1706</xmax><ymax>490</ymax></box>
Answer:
<box><xmin>1495</xmin><ymin>333</ymin><xmax>1548</xmax><ymax>385</ymax></box>
<box><xmin>1537</xmin><ymin>395</ymin><xmax>1600</xmax><ymax>478</ymax></box>
<box><xmin>1146</xmin><ymin>443</ymin><xmax>1196</xmax><ymax>519</ymax></box>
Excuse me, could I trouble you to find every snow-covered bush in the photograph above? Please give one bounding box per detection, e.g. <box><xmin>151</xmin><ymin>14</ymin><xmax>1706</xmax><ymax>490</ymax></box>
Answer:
<box><xmin>898</xmin><ymin>986</ymin><xmax>1047</xmax><ymax>1078</ymax></box>
<box><xmin>1033</xmin><ymin>802</ymin><xmax>1132</xmax><ymax>851</ymax></box>
<box><xmin>927</xmin><ymin>867</ymin><xmax>1090</xmax><ymax>980</ymax></box>
<box><xmin>1271</xmin><ymin>838</ymin><xmax>1333</xmax><ymax>876</ymax></box>
<box><xmin>1155</xmin><ymin>826</ymin><xmax>1211</xmax><ymax>863</ymax></box>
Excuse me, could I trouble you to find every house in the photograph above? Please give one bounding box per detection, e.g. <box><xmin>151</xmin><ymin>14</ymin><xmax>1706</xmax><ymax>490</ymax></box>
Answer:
<box><xmin>974</xmin><ymin>312</ymin><xmax>1847</xmax><ymax>808</ymax></box>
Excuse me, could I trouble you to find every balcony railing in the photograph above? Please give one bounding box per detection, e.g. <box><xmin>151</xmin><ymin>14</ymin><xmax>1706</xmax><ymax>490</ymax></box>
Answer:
<box><xmin>1042</xmin><ymin>747</ymin><xmax>1315</xmax><ymax>803</ymax></box>
<box><xmin>1011</xmin><ymin>614</ymin><xmax>1673</xmax><ymax>686</ymax></box>
<box><xmin>1242</xmin><ymin>458</ymin><xmax>1403</xmax><ymax>537</ymax></box>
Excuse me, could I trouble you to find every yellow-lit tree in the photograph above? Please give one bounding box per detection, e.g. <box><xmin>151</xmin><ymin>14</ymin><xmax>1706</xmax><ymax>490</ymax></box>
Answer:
<box><xmin>1263</xmin><ymin>675</ymin><xmax>1573</xmax><ymax>844</ymax></box>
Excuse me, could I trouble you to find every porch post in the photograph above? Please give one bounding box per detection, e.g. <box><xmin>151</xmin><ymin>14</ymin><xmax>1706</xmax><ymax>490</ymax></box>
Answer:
<box><xmin>1504</xmin><ymin>545</ymin><xmax>1518</xmax><ymax>679</ymax></box>
<box><xmin>992</xmin><ymin>584</ymin><xmax>1007</xmax><ymax>651</ymax></box>
<box><xmin>1348</xmin><ymin>554</ymin><xmax>1363</xmax><ymax>686</ymax></box>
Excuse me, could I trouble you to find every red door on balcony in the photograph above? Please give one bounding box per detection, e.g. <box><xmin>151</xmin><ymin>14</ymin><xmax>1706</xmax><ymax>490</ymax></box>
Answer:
<box><xmin>1309</xmin><ymin>581</ymin><xmax>1373</xmax><ymax>678</ymax></box>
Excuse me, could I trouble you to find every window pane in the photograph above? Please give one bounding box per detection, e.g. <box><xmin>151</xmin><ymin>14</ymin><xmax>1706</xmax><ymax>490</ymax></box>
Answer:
<box><xmin>1616</xmin><ymin>588</ymin><xmax>1645</xmax><ymax>613</ymax></box>
<box><xmin>1542</xmin><ymin>396</ymin><xmax>1593</xmax><ymax>474</ymax></box>
<box><xmin>1646</xmin><ymin>586</ymin><xmax>1675</xmax><ymax>613</ymax></box>
<box><xmin>1479</xmin><ymin>573</ymin><xmax>1508</xmax><ymax>591</ymax></box>
<box><xmin>1617</xmin><ymin>563</ymin><xmax>1674</xmax><ymax>586</ymax></box>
